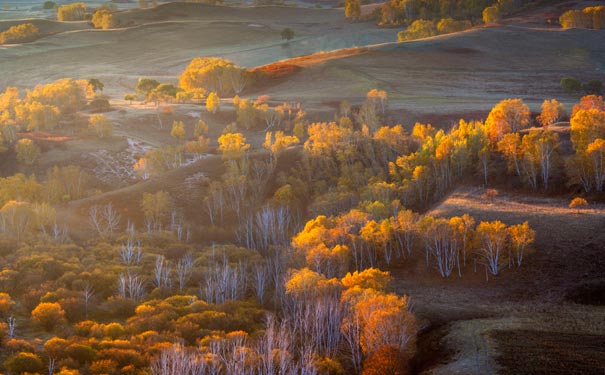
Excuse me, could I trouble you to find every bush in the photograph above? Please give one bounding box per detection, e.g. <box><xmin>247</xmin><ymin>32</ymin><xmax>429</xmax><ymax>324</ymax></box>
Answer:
<box><xmin>437</xmin><ymin>18</ymin><xmax>472</xmax><ymax>34</ymax></box>
<box><xmin>397</xmin><ymin>20</ymin><xmax>437</xmax><ymax>41</ymax></box>
<box><xmin>91</xmin><ymin>9</ymin><xmax>118</xmax><ymax>30</ymax></box>
<box><xmin>0</xmin><ymin>23</ymin><xmax>39</xmax><ymax>45</ymax></box>
<box><xmin>31</xmin><ymin>302</ymin><xmax>66</xmax><ymax>331</ymax></box>
<box><xmin>57</xmin><ymin>2</ymin><xmax>87</xmax><ymax>21</ymax></box>
<box><xmin>4</xmin><ymin>352</ymin><xmax>44</xmax><ymax>374</ymax></box>
<box><xmin>560</xmin><ymin>77</ymin><xmax>582</xmax><ymax>93</ymax></box>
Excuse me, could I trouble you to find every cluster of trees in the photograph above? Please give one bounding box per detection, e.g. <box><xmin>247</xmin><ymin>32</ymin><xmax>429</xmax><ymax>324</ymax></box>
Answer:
<box><xmin>234</xmin><ymin>95</ymin><xmax>305</xmax><ymax>131</ymax></box>
<box><xmin>0</xmin><ymin>79</ymin><xmax>95</xmax><ymax>163</ymax></box>
<box><xmin>291</xmin><ymin>207</ymin><xmax>534</xmax><ymax>280</ymax></box>
<box><xmin>397</xmin><ymin>17</ymin><xmax>472</xmax><ymax>41</ymax></box>
<box><xmin>57</xmin><ymin>3</ymin><xmax>87</xmax><ymax>22</ymax></box>
<box><xmin>346</xmin><ymin>0</ymin><xmax>536</xmax><ymax>27</ymax></box>
<box><xmin>179</xmin><ymin>57</ymin><xmax>250</xmax><ymax>97</ymax></box>
<box><xmin>559</xmin><ymin>5</ymin><xmax>605</xmax><ymax>29</ymax></box>
<box><xmin>568</xmin><ymin>95</ymin><xmax>605</xmax><ymax>192</ymax></box>
<box><xmin>0</xmin><ymin>166</ymin><xmax>94</xmax><ymax>241</ymax></box>
<box><xmin>0</xmin><ymin>23</ymin><xmax>39</xmax><ymax>45</ymax></box>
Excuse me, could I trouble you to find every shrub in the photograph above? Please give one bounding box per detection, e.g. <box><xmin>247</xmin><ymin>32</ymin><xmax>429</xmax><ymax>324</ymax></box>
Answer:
<box><xmin>397</xmin><ymin>20</ymin><xmax>437</xmax><ymax>41</ymax></box>
<box><xmin>569</xmin><ymin>197</ymin><xmax>588</xmax><ymax>212</ymax></box>
<box><xmin>4</xmin><ymin>352</ymin><xmax>44</xmax><ymax>374</ymax></box>
<box><xmin>0</xmin><ymin>23</ymin><xmax>39</xmax><ymax>45</ymax></box>
<box><xmin>437</xmin><ymin>18</ymin><xmax>472</xmax><ymax>34</ymax></box>
<box><xmin>91</xmin><ymin>9</ymin><xmax>118</xmax><ymax>30</ymax></box>
<box><xmin>560</xmin><ymin>77</ymin><xmax>582</xmax><ymax>93</ymax></box>
<box><xmin>31</xmin><ymin>302</ymin><xmax>66</xmax><ymax>331</ymax></box>
<box><xmin>57</xmin><ymin>2</ymin><xmax>87</xmax><ymax>22</ymax></box>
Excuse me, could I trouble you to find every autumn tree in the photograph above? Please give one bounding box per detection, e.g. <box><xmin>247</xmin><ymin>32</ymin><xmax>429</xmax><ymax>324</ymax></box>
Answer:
<box><xmin>537</xmin><ymin>99</ymin><xmax>565</xmax><ymax>127</ymax></box>
<box><xmin>88</xmin><ymin>114</ymin><xmax>112</xmax><ymax>138</ymax></box>
<box><xmin>476</xmin><ymin>221</ymin><xmax>508</xmax><ymax>278</ymax></box>
<box><xmin>437</xmin><ymin>18</ymin><xmax>472</xmax><ymax>34</ymax></box>
<box><xmin>14</xmin><ymin>101</ymin><xmax>60</xmax><ymax>131</ymax></box>
<box><xmin>31</xmin><ymin>302</ymin><xmax>66</xmax><ymax>331</ymax></box>
<box><xmin>206</xmin><ymin>92</ymin><xmax>220</xmax><ymax>114</ymax></box>
<box><xmin>568</xmin><ymin>102</ymin><xmax>605</xmax><ymax>191</ymax></box>
<box><xmin>485</xmin><ymin>98</ymin><xmax>531</xmax><ymax>143</ymax></box>
<box><xmin>520</xmin><ymin>129</ymin><xmax>559</xmax><ymax>191</ymax></box>
<box><xmin>91</xmin><ymin>8</ymin><xmax>118</xmax><ymax>29</ymax></box>
<box><xmin>482</xmin><ymin>5</ymin><xmax>500</xmax><ymax>25</ymax></box>
<box><xmin>398</xmin><ymin>20</ymin><xmax>437</xmax><ymax>41</ymax></box>
<box><xmin>345</xmin><ymin>0</ymin><xmax>361</xmax><ymax>20</ymax></box>
<box><xmin>57</xmin><ymin>2</ymin><xmax>87</xmax><ymax>21</ymax></box>
<box><xmin>263</xmin><ymin>131</ymin><xmax>299</xmax><ymax>160</ymax></box>
<box><xmin>179</xmin><ymin>57</ymin><xmax>248</xmax><ymax>96</ymax></box>
<box><xmin>141</xmin><ymin>191</ymin><xmax>172</xmax><ymax>231</ymax></box>
<box><xmin>171</xmin><ymin>121</ymin><xmax>186</xmax><ymax>139</ymax></box>
<box><xmin>194</xmin><ymin>119</ymin><xmax>209</xmax><ymax>137</ymax></box>
<box><xmin>218</xmin><ymin>133</ymin><xmax>250</xmax><ymax>160</ymax></box>
<box><xmin>15</xmin><ymin>138</ymin><xmax>40</xmax><ymax>165</ymax></box>
<box><xmin>508</xmin><ymin>221</ymin><xmax>535</xmax><ymax>267</ymax></box>
<box><xmin>0</xmin><ymin>23</ymin><xmax>39</xmax><ymax>44</ymax></box>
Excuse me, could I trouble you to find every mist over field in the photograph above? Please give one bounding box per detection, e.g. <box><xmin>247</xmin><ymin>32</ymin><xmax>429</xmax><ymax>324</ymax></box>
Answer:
<box><xmin>0</xmin><ymin>1</ymin><xmax>603</xmax><ymax>374</ymax></box>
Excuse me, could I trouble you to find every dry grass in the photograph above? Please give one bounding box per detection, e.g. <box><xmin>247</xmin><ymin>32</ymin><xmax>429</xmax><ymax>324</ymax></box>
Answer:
<box><xmin>259</xmin><ymin>25</ymin><xmax>605</xmax><ymax>120</ymax></box>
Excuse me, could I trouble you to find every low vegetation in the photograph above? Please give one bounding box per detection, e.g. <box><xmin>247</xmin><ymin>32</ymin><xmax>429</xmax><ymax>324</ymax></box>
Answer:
<box><xmin>0</xmin><ymin>23</ymin><xmax>39</xmax><ymax>45</ymax></box>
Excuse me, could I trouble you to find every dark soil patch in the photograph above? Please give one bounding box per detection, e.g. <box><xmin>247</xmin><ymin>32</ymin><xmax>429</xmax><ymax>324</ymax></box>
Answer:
<box><xmin>490</xmin><ymin>329</ymin><xmax>605</xmax><ymax>375</ymax></box>
<box><xmin>566</xmin><ymin>279</ymin><xmax>605</xmax><ymax>306</ymax></box>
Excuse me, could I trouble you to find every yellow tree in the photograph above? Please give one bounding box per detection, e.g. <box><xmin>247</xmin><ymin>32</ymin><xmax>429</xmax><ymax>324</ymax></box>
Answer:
<box><xmin>141</xmin><ymin>190</ymin><xmax>172</xmax><ymax>231</ymax></box>
<box><xmin>482</xmin><ymin>5</ymin><xmax>500</xmax><ymax>25</ymax></box>
<box><xmin>586</xmin><ymin>138</ymin><xmax>605</xmax><ymax>191</ymax></box>
<box><xmin>15</xmin><ymin>138</ymin><xmax>40</xmax><ymax>165</ymax></box>
<box><xmin>476</xmin><ymin>221</ymin><xmax>508</xmax><ymax>278</ymax></box>
<box><xmin>194</xmin><ymin>119</ymin><xmax>208</xmax><ymax>137</ymax></box>
<box><xmin>88</xmin><ymin>114</ymin><xmax>112</xmax><ymax>138</ymax></box>
<box><xmin>218</xmin><ymin>132</ymin><xmax>250</xmax><ymax>160</ymax></box>
<box><xmin>497</xmin><ymin>132</ymin><xmax>522</xmax><ymax>177</ymax></box>
<box><xmin>345</xmin><ymin>0</ymin><xmax>361</xmax><ymax>20</ymax></box>
<box><xmin>569</xmin><ymin>107</ymin><xmax>605</xmax><ymax>191</ymax></box>
<box><xmin>537</xmin><ymin>99</ymin><xmax>565</xmax><ymax>127</ymax></box>
<box><xmin>486</xmin><ymin>99</ymin><xmax>531</xmax><ymax>143</ymax></box>
<box><xmin>170</xmin><ymin>120</ymin><xmax>185</xmax><ymax>139</ymax></box>
<box><xmin>263</xmin><ymin>131</ymin><xmax>299</xmax><ymax>160</ymax></box>
<box><xmin>206</xmin><ymin>92</ymin><xmax>220</xmax><ymax>114</ymax></box>
<box><xmin>508</xmin><ymin>221</ymin><xmax>535</xmax><ymax>267</ymax></box>
<box><xmin>31</xmin><ymin>302</ymin><xmax>66</xmax><ymax>331</ymax></box>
